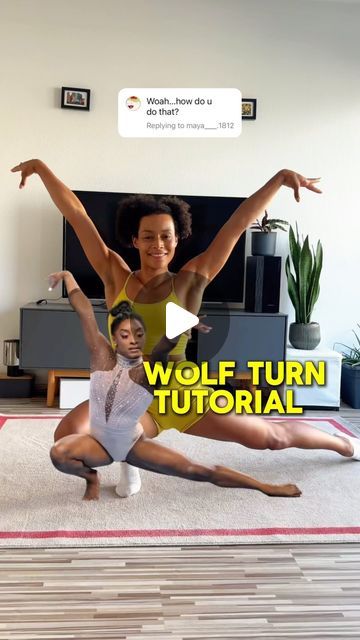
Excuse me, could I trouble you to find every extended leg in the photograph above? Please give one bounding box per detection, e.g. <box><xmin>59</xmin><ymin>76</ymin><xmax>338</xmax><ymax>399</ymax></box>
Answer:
<box><xmin>187</xmin><ymin>411</ymin><xmax>354</xmax><ymax>457</ymax></box>
<box><xmin>126</xmin><ymin>437</ymin><xmax>301</xmax><ymax>497</ymax></box>
<box><xmin>50</xmin><ymin>434</ymin><xmax>113</xmax><ymax>500</ymax></box>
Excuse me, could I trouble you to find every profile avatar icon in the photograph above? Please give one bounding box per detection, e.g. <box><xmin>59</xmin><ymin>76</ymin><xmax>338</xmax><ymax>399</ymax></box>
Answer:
<box><xmin>126</xmin><ymin>96</ymin><xmax>141</xmax><ymax>111</ymax></box>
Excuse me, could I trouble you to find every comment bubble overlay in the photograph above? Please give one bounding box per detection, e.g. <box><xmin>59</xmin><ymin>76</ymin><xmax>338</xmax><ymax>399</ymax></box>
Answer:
<box><xmin>118</xmin><ymin>88</ymin><xmax>242</xmax><ymax>138</ymax></box>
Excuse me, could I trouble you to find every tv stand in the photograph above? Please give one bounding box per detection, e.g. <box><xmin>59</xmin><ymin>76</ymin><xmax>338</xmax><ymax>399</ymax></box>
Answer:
<box><xmin>190</xmin><ymin>307</ymin><xmax>287</xmax><ymax>377</ymax></box>
<box><xmin>20</xmin><ymin>303</ymin><xmax>288</xmax><ymax>378</ymax></box>
<box><xmin>20</xmin><ymin>302</ymin><xmax>109</xmax><ymax>369</ymax></box>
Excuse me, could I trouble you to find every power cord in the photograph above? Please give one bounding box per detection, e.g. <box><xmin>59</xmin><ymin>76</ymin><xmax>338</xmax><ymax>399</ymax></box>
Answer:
<box><xmin>35</xmin><ymin>296</ymin><xmax>63</xmax><ymax>305</ymax></box>
<box><xmin>35</xmin><ymin>297</ymin><xmax>107</xmax><ymax>307</ymax></box>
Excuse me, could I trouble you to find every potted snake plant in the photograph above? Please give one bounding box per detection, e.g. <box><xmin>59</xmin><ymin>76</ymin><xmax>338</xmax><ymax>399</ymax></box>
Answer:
<box><xmin>285</xmin><ymin>224</ymin><xmax>323</xmax><ymax>350</ymax></box>
<box><xmin>250</xmin><ymin>210</ymin><xmax>289</xmax><ymax>256</ymax></box>
<box><xmin>338</xmin><ymin>325</ymin><xmax>360</xmax><ymax>408</ymax></box>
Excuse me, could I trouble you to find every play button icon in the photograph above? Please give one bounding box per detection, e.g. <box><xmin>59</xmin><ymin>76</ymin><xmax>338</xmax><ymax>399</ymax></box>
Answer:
<box><xmin>166</xmin><ymin>302</ymin><xmax>199</xmax><ymax>340</ymax></box>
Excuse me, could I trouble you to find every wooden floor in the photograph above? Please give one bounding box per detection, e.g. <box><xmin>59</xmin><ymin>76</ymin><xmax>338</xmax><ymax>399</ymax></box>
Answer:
<box><xmin>1</xmin><ymin>397</ymin><xmax>360</xmax><ymax>639</ymax></box>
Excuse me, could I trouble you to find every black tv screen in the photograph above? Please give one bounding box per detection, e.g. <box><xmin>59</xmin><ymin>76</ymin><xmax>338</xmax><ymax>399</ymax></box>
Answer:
<box><xmin>63</xmin><ymin>191</ymin><xmax>246</xmax><ymax>303</ymax></box>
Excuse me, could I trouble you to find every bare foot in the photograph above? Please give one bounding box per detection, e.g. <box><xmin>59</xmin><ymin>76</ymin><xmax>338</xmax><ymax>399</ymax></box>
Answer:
<box><xmin>82</xmin><ymin>476</ymin><xmax>100</xmax><ymax>501</ymax></box>
<box><xmin>266</xmin><ymin>483</ymin><xmax>302</xmax><ymax>498</ymax></box>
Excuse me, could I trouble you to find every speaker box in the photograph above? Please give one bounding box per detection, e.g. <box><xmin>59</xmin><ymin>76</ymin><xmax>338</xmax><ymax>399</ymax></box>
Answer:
<box><xmin>245</xmin><ymin>256</ymin><xmax>281</xmax><ymax>313</ymax></box>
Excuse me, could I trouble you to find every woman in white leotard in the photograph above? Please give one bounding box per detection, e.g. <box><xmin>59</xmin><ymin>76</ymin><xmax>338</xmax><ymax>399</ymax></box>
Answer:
<box><xmin>48</xmin><ymin>270</ymin><xmax>303</xmax><ymax>501</ymax></box>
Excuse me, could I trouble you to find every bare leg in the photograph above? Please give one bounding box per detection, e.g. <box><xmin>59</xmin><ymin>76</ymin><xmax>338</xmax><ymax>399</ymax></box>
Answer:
<box><xmin>53</xmin><ymin>401</ymin><xmax>158</xmax><ymax>497</ymax></box>
<box><xmin>50</xmin><ymin>434</ymin><xmax>113</xmax><ymax>500</ymax></box>
<box><xmin>126</xmin><ymin>437</ymin><xmax>301</xmax><ymax>497</ymax></box>
<box><xmin>186</xmin><ymin>411</ymin><xmax>354</xmax><ymax>457</ymax></box>
<box><xmin>54</xmin><ymin>400</ymin><xmax>91</xmax><ymax>441</ymax></box>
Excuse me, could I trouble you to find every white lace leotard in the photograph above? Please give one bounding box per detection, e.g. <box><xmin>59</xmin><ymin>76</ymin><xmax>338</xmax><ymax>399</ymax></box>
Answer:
<box><xmin>89</xmin><ymin>353</ymin><xmax>153</xmax><ymax>461</ymax></box>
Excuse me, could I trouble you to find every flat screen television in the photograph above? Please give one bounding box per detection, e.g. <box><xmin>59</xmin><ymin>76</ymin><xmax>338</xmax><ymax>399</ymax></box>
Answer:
<box><xmin>63</xmin><ymin>191</ymin><xmax>246</xmax><ymax>304</ymax></box>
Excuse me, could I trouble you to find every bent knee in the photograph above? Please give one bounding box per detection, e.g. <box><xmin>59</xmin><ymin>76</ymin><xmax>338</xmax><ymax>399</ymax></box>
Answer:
<box><xmin>267</xmin><ymin>428</ymin><xmax>289</xmax><ymax>450</ymax></box>
<box><xmin>50</xmin><ymin>442</ymin><xmax>71</xmax><ymax>469</ymax></box>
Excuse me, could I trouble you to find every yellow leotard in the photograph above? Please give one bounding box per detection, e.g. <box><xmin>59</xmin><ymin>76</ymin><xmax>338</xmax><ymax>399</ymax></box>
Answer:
<box><xmin>108</xmin><ymin>272</ymin><xmax>188</xmax><ymax>355</ymax></box>
<box><xmin>107</xmin><ymin>272</ymin><xmax>214</xmax><ymax>433</ymax></box>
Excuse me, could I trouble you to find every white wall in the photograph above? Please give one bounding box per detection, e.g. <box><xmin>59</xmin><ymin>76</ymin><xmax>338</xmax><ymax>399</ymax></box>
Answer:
<box><xmin>1</xmin><ymin>0</ymin><xmax>360</xmax><ymax>380</ymax></box>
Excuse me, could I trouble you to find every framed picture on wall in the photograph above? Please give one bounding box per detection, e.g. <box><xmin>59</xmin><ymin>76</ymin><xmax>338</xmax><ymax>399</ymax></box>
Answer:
<box><xmin>61</xmin><ymin>87</ymin><xmax>91</xmax><ymax>111</ymax></box>
<box><xmin>242</xmin><ymin>98</ymin><xmax>257</xmax><ymax>120</ymax></box>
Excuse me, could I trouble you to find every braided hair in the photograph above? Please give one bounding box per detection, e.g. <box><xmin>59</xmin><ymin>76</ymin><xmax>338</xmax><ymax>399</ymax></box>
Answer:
<box><xmin>109</xmin><ymin>300</ymin><xmax>146</xmax><ymax>335</ymax></box>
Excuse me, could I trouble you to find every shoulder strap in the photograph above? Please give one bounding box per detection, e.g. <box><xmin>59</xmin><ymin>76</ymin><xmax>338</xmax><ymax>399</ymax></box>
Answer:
<box><xmin>124</xmin><ymin>271</ymin><xmax>133</xmax><ymax>287</ymax></box>
<box><xmin>109</xmin><ymin>272</ymin><xmax>134</xmax><ymax>315</ymax></box>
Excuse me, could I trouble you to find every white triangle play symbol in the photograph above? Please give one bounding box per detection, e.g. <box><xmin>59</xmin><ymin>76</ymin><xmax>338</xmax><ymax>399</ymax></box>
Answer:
<box><xmin>166</xmin><ymin>302</ymin><xmax>199</xmax><ymax>340</ymax></box>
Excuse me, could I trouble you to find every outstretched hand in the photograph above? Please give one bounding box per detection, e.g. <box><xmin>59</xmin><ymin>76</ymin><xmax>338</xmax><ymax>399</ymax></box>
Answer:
<box><xmin>195</xmin><ymin>315</ymin><xmax>213</xmax><ymax>334</ymax></box>
<box><xmin>281</xmin><ymin>170</ymin><xmax>322</xmax><ymax>202</ymax></box>
<box><xmin>183</xmin><ymin>316</ymin><xmax>212</xmax><ymax>339</ymax></box>
<box><xmin>11</xmin><ymin>160</ymin><xmax>38</xmax><ymax>189</ymax></box>
<box><xmin>47</xmin><ymin>271</ymin><xmax>66</xmax><ymax>290</ymax></box>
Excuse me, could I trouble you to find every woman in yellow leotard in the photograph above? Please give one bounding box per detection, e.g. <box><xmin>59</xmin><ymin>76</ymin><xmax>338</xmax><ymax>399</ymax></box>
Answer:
<box><xmin>11</xmin><ymin>160</ymin><xmax>359</xmax><ymax>498</ymax></box>
<box><xmin>107</xmin><ymin>267</ymin><xmax>215</xmax><ymax>434</ymax></box>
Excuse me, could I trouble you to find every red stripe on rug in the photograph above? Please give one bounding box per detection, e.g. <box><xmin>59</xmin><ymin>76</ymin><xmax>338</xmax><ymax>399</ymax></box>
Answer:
<box><xmin>0</xmin><ymin>415</ymin><xmax>355</xmax><ymax>431</ymax></box>
<box><xmin>0</xmin><ymin>416</ymin><xmax>356</xmax><ymax>444</ymax></box>
<box><xmin>269</xmin><ymin>417</ymin><xmax>355</xmax><ymax>436</ymax></box>
<box><xmin>0</xmin><ymin>415</ymin><xmax>63</xmax><ymax>429</ymax></box>
<box><xmin>0</xmin><ymin>415</ymin><xmax>63</xmax><ymax>419</ymax></box>
<box><xmin>1</xmin><ymin>526</ymin><xmax>360</xmax><ymax>539</ymax></box>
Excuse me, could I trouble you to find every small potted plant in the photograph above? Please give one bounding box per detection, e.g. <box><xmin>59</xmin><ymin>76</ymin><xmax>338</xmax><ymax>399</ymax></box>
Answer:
<box><xmin>250</xmin><ymin>210</ymin><xmax>289</xmax><ymax>256</ymax></box>
<box><xmin>338</xmin><ymin>325</ymin><xmax>360</xmax><ymax>409</ymax></box>
<box><xmin>285</xmin><ymin>224</ymin><xmax>323</xmax><ymax>350</ymax></box>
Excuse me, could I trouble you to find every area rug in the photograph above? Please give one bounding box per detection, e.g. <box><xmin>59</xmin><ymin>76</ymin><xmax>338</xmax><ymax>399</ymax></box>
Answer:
<box><xmin>0</xmin><ymin>414</ymin><xmax>360</xmax><ymax>547</ymax></box>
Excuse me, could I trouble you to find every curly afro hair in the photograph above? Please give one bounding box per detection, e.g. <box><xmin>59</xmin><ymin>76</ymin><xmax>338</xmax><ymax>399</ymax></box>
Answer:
<box><xmin>116</xmin><ymin>194</ymin><xmax>192</xmax><ymax>248</ymax></box>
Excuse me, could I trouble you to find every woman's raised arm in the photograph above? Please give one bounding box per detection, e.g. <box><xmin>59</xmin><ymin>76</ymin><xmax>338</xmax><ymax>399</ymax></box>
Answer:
<box><xmin>11</xmin><ymin>160</ymin><xmax>129</xmax><ymax>286</ymax></box>
<box><xmin>48</xmin><ymin>270</ymin><xmax>113</xmax><ymax>366</ymax></box>
<box><xmin>182</xmin><ymin>169</ymin><xmax>322</xmax><ymax>282</ymax></box>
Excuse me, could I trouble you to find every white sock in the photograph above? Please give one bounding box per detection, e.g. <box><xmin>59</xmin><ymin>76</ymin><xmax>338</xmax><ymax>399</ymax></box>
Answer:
<box><xmin>336</xmin><ymin>434</ymin><xmax>360</xmax><ymax>460</ymax></box>
<box><xmin>115</xmin><ymin>462</ymin><xmax>141</xmax><ymax>497</ymax></box>
<box><xmin>344</xmin><ymin>435</ymin><xmax>360</xmax><ymax>460</ymax></box>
